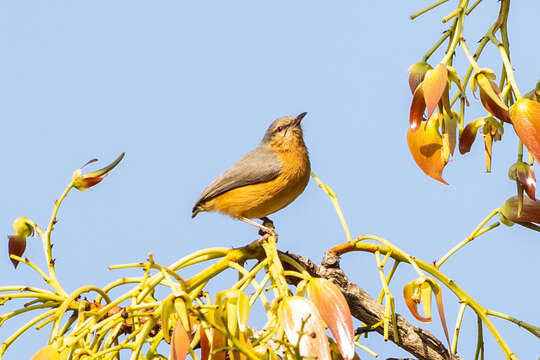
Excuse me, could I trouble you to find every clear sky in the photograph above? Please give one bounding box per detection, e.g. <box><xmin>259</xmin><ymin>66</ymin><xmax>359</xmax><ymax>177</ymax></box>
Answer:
<box><xmin>1</xmin><ymin>1</ymin><xmax>539</xmax><ymax>358</ymax></box>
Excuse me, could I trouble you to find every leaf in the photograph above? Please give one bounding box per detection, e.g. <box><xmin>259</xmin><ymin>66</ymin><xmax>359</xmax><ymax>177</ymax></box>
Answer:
<box><xmin>459</xmin><ymin>117</ymin><xmax>487</xmax><ymax>154</ymax></box>
<box><xmin>407</xmin><ymin>116</ymin><xmax>449</xmax><ymax>184</ymax></box>
<box><xmin>8</xmin><ymin>235</ymin><xmax>26</xmax><ymax>269</ymax></box>
<box><xmin>278</xmin><ymin>296</ymin><xmax>331</xmax><ymax>360</ymax></box>
<box><xmin>170</xmin><ymin>320</ymin><xmax>190</xmax><ymax>360</ymax></box>
<box><xmin>307</xmin><ymin>278</ymin><xmax>355</xmax><ymax>360</ymax></box>
<box><xmin>510</xmin><ymin>99</ymin><xmax>540</xmax><ymax>163</ymax></box>
<box><xmin>423</xmin><ymin>63</ymin><xmax>448</xmax><ymax>118</ymax></box>
<box><xmin>409</xmin><ymin>85</ymin><xmax>426</xmax><ymax>131</ymax></box>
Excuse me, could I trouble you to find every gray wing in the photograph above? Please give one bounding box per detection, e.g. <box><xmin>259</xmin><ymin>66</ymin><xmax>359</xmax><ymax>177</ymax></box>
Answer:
<box><xmin>193</xmin><ymin>145</ymin><xmax>282</xmax><ymax>211</ymax></box>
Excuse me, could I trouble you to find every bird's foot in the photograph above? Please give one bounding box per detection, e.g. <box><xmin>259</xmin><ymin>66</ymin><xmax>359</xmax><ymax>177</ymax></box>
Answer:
<box><xmin>258</xmin><ymin>217</ymin><xmax>277</xmax><ymax>238</ymax></box>
<box><xmin>257</xmin><ymin>224</ymin><xmax>278</xmax><ymax>238</ymax></box>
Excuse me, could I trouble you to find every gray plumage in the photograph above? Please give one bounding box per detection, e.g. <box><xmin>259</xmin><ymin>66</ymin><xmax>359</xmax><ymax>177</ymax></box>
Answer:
<box><xmin>192</xmin><ymin>144</ymin><xmax>282</xmax><ymax>216</ymax></box>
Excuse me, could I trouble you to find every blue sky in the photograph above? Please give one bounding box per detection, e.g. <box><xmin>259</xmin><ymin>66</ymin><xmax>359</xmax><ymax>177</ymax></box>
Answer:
<box><xmin>1</xmin><ymin>1</ymin><xmax>539</xmax><ymax>358</ymax></box>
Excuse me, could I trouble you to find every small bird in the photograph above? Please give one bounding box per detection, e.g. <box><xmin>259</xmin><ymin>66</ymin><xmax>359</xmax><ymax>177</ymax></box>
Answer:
<box><xmin>192</xmin><ymin>112</ymin><xmax>311</xmax><ymax>236</ymax></box>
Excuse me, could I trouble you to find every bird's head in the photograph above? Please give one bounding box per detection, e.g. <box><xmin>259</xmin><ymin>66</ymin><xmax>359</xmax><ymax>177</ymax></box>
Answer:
<box><xmin>261</xmin><ymin>112</ymin><xmax>307</xmax><ymax>151</ymax></box>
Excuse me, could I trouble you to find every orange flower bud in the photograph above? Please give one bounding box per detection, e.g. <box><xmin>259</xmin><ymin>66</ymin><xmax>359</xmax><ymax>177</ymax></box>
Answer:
<box><xmin>509</xmin><ymin>99</ymin><xmax>540</xmax><ymax>163</ymax></box>
<box><xmin>471</xmin><ymin>70</ymin><xmax>511</xmax><ymax>123</ymax></box>
<box><xmin>307</xmin><ymin>278</ymin><xmax>354</xmax><ymax>360</ymax></box>
<box><xmin>408</xmin><ymin>61</ymin><xmax>432</xmax><ymax>94</ymax></box>
<box><xmin>72</xmin><ymin>153</ymin><xmax>125</xmax><ymax>191</ymax></box>
<box><xmin>407</xmin><ymin>116</ymin><xmax>449</xmax><ymax>184</ymax></box>
<box><xmin>7</xmin><ymin>217</ymin><xmax>34</xmax><ymax>268</ymax></box>
<box><xmin>500</xmin><ymin>196</ymin><xmax>540</xmax><ymax>224</ymax></box>
<box><xmin>508</xmin><ymin>162</ymin><xmax>536</xmax><ymax>200</ymax></box>
<box><xmin>170</xmin><ymin>320</ymin><xmax>190</xmax><ymax>360</ymax></box>
<box><xmin>278</xmin><ymin>296</ymin><xmax>331</xmax><ymax>360</ymax></box>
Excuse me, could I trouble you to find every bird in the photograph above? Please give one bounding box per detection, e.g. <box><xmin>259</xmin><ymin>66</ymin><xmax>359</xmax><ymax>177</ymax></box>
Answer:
<box><xmin>192</xmin><ymin>112</ymin><xmax>311</xmax><ymax>236</ymax></box>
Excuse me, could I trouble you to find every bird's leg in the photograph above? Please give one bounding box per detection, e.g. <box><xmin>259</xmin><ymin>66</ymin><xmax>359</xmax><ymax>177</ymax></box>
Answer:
<box><xmin>238</xmin><ymin>216</ymin><xmax>277</xmax><ymax>238</ymax></box>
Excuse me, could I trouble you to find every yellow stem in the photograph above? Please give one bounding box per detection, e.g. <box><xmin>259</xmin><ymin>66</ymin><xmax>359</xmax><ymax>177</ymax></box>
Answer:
<box><xmin>441</xmin><ymin>0</ymin><xmax>468</xmax><ymax>64</ymax></box>
<box><xmin>451</xmin><ymin>302</ymin><xmax>468</xmax><ymax>354</ymax></box>
<box><xmin>260</xmin><ymin>235</ymin><xmax>290</xmax><ymax>298</ymax></box>
<box><xmin>311</xmin><ymin>173</ymin><xmax>353</xmax><ymax>243</ymax></box>
<box><xmin>344</xmin><ymin>241</ymin><xmax>517</xmax><ymax>359</ymax></box>
<box><xmin>410</xmin><ymin>0</ymin><xmax>451</xmax><ymax>19</ymax></box>
<box><xmin>436</xmin><ymin>208</ymin><xmax>500</xmax><ymax>267</ymax></box>
<box><xmin>43</xmin><ymin>183</ymin><xmax>73</xmax><ymax>297</ymax></box>
<box><xmin>460</xmin><ymin>38</ymin><xmax>481</xmax><ymax>72</ymax></box>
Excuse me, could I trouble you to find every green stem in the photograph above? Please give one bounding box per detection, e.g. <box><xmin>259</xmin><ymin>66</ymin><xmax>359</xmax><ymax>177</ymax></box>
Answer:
<box><xmin>51</xmin><ymin>285</ymin><xmax>111</xmax><ymax>339</ymax></box>
<box><xmin>460</xmin><ymin>38</ymin><xmax>481</xmax><ymax>72</ymax></box>
<box><xmin>466</xmin><ymin>0</ymin><xmax>483</xmax><ymax>14</ymax></box>
<box><xmin>260</xmin><ymin>235</ymin><xmax>290</xmax><ymax>298</ymax></box>
<box><xmin>422</xmin><ymin>31</ymin><xmax>451</xmax><ymax>62</ymax></box>
<box><xmin>44</xmin><ymin>183</ymin><xmax>74</xmax><ymax>297</ymax></box>
<box><xmin>376</xmin><ymin>260</ymin><xmax>400</xmax><ymax>303</ymax></box>
<box><xmin>486</xmin><ymin>309</ymin><xmax>540</xmax><ymax>339</ymax></box>
<box><xmin>441</xmin><ymin>0</ymin><xmax>468</xmax><ymax>64</ymax></box>
<box><xmin>436</xmin><ymin>208</ymin><xmax>500</xmax><ymax>268</ymax></box>
<box><xmin>410</xmin><ymin>0</ymin><xmax>451</xmax><ymax>20</ymax></box>
<box><xmin>0</xmin><ymin>308</ymin><xmax>57</xmax><ymax>357</ymax></box>
<box><xmin>451</xmin><ymin>302</ymin><xmax>468</xmax><ymax>354</ymax></box>
<box><xmin>311</xmin><ymin>173</ymin><xmax>353</xmax><ymax>243</ymax></box>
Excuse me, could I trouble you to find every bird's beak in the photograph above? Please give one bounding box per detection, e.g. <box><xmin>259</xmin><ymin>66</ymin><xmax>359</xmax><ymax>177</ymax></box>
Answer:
<box><xmin>292</xmin><ymin>112</ymin><xmax>307</xmax><ymax>126</ymax></box>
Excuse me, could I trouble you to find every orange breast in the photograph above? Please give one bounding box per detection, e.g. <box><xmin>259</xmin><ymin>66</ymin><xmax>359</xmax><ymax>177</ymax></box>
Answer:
<box><xmin>203</xmin><ymin>149</ymin><xmax>310</xmax><ymax>219</ymax></box>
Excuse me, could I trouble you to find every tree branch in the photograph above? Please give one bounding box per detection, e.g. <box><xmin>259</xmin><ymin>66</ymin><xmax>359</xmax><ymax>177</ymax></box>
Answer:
<box><xmin>282</xmin><ymin>250</ymin><xmax>454</xmax><ymax>360</ymax></box>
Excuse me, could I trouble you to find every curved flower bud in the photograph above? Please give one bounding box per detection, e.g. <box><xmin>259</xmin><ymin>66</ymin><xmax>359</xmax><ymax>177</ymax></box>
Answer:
<box><xmin>306</xmin><ymin>278</ymin><xmax>354</xmax><ymax>360</ymax></box>
<box><xmin>509</xmin><ymin>99</ymin><xmax>540</xmax><ymax>163</ymax></box>
<box><xmin>409</xmin><ymin>84</ymin><xmax>426</xmax><ymax>131</ymax></box>
<box><xmin>500</xmin><ymin>196</ymin><xmax>540</xmax><ymax>224</ymax></box>
<box><xmin>170</xmin><ymin>319</ymin><xmax>190</xmax><ymax>360</ymax></box>
<box><xmin>408</xmin><ymin>61</ymin><xmax>432</xmax><ymax>94</ymax></box>
<box><xmin>278</xmin><ymin>296</ymin><xmax>331</xmax><ymax>360</ymax></box>
<box><xmin>471</xmin><ymin>70</ymin><xmax>511</xmax><ymax>123</ymax></box>
<box><xmin>422</xmin><ymin>63</ymin><xmax>448</xmax><ymax>119</ymax></box>
<box><xmin>8</xmin><ymin>217</ymin><xmax>34</xmax><ymax>268</ymax></box>
<box><xmin>403</xmin><ymin>277</ymin><xmax>451</xmax><ymax>350</ymax></box>
<box><xmin>72</xmin><ymin>152</ymin><xmax>125</xmax><ymax>191</ymax></box>
<box><xmin>509</xmin><ymin>162</ymin><xmax>536</xmax><ymax>200</ymax></box>
<box><xmin>459</xmin><ymin>118</ymin><xmax>487</xmax><ymax>154</ymax></box>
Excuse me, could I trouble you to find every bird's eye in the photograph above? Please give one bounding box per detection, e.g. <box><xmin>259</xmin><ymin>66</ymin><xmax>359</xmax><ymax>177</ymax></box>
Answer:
<box><xmin>276</xmin><ymin>126</ymin><xmax>284</xmax><ymax>132</ymax></box>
